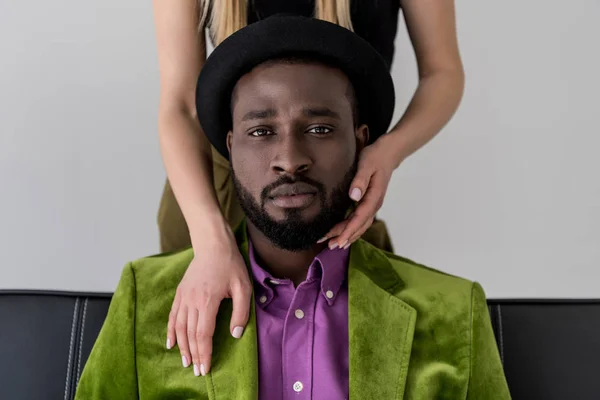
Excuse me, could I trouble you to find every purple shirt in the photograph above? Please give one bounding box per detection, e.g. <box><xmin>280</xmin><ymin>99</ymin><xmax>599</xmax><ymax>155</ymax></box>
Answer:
<box><xmin>249</xmin><ymin>242</ymin><xmax>350</xmax><ymax>400</ymax></box>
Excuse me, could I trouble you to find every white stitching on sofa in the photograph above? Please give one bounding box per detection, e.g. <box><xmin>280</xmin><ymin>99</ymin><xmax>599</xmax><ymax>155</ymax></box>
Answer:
<box><xmin>64</xmin><ymin>298</ymin><xmax>80</xmax><ymax>400</ymax></box>
<box><xmin>497</xmin><ymin>304</ymin><xmax>505</xmax><ymax>365</ymax></box>
<box><xmin>76</xmin><ymin>298</ymin><xmax>89</xmax><ymax>385</ymax></box>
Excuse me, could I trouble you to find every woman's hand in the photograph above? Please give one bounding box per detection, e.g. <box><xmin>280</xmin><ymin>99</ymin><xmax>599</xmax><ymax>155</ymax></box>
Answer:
<box><xmin>320</xmin><ymin>136</ymin><xmax>399</xmax><ymax>249</ymax></box>
<box><xmin>166</xmin><ymin>228</ymin><xmax>252</xmax><ymax>377</ymax></box>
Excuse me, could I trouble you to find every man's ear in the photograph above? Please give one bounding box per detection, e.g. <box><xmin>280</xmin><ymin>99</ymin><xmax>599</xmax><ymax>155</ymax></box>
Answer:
<box><xmin>355</xmin><ymin>124</ymin><xmax>369</xmax><ymax>153</ymax></box>
<box><xmin>226</xmin><ymin>131</ymin><xmax>233</xmax><ymax>154</ymax></box>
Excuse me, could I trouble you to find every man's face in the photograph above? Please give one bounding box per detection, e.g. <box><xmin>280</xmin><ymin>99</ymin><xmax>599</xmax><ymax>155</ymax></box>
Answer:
<box><xmin>227</xmin><ymin>61</ymin><xmax>368</xmax><ymax>251</ymax></box>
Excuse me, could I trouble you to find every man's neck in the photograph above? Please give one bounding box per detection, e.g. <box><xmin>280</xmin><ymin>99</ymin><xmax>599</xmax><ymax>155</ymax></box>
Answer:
<box><xmin>247</xmin><ymin>223</ymin><xmax>327</xmax><ymax>286</ymax></box>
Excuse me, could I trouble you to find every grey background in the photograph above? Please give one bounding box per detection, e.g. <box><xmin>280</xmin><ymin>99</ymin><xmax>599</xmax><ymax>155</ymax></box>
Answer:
<box><xmin>1</xmin><ymin>0</ymin><xmax>599</xmax><ymax>297</ymax></box>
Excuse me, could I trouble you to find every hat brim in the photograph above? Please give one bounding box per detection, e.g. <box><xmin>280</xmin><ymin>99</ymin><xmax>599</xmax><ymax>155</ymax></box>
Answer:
<box><xmin>196</xmin><ymin>15</ymin><xmax>395</xmax><ymax>159</ymax></box>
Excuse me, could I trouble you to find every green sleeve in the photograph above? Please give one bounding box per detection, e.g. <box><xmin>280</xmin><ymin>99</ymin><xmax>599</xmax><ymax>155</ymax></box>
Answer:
<box><xmin>467</xmin><ymin>282</ymin><xmax>512</xmax><ymax>399</ymax></box>
<box><xmin>75</xmin><ymin>263</ymin><xmax>139</xmax><ymax>399</ymax></box>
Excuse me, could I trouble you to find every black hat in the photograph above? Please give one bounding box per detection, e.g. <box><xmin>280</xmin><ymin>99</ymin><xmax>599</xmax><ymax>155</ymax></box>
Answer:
<box><xmin>196</xmin><ymin>14</ymin><xmax>395</xmax><ymax>159</ymax></box>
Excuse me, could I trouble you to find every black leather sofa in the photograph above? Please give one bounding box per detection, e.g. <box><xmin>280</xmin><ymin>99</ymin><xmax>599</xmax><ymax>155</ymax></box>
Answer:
<box><xmin>1</xmin><ymin>290</ymin><xmax>599</xmax><ymax>399</ymax></box>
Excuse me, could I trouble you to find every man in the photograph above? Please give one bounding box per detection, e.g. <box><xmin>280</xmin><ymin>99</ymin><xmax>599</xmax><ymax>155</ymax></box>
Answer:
<box><xmin>76</xmin><ymin>15</ymin><xmax>510</xmax><ymax>400</ymax></box>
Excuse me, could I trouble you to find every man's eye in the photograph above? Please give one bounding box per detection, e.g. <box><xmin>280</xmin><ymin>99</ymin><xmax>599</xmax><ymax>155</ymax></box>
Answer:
<box><xmin>250</xmin><ymin>129</ymin><xmax>272</xmax><ymax>137</ymax></box>
<box><xmin>307</xmin><ymin>126</ymin><xmax>332</xmax><ymax>135</ymax></box>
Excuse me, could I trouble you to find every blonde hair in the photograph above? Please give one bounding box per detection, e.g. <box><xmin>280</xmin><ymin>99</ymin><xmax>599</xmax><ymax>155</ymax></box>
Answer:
<box><xmin>198</xmin><ymin>0</ymin><xmax>354</xmax><ymax>46</ymax></box>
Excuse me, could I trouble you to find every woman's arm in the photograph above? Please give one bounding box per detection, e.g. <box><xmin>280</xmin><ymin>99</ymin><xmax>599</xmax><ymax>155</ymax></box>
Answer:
<box><xmin>385</xmin><ymin>0</ymin><xmax>465</xmax><ymax>164</ymax></box>
<box><xmin>324</xmin><ymin>0</ymin><xmax>465</xmax><ymax>247</ymax></box>
<box><xmin>154</xmin><ymin>0</ymin><xmax>218</xmax><ymax>237</ymax></box>
<box><xmin>153</xmin><ymin>0</ymin><xmax>252</xmax><ymax>376</ymax></box>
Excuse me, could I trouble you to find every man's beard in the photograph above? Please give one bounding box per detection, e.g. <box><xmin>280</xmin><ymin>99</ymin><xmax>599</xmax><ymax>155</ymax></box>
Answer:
<box><xmin>232</xmin><ymin>163</ymin><xmax>357</xmax><ymax>252</ymax></box>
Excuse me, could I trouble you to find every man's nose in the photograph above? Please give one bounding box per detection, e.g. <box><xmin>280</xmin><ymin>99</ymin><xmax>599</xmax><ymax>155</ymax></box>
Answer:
<box><xmin>269</xmin><ymin>136</ymin><xmax>312</xmax><ymax>175</ymax></box>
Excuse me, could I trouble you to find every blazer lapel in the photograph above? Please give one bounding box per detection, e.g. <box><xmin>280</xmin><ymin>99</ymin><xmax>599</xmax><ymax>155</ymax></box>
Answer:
<box><xmin>206</xmin><ymin>224</ymin><xmax>416</xmax><ymax>399</ymax></box>
<box><xmin>206</xmin><ymin>225</ymin><xmax>259</xmax><ymax>400</ymax></box>
<box><xmin>348</xmin><ymin>241</ymin><xmax>417</xmax><ymax>399</ymax></box>
<box><xmin>206</xmin><ymin>300</ymin><xmax>258</xmax><ymax>400</ymax></box>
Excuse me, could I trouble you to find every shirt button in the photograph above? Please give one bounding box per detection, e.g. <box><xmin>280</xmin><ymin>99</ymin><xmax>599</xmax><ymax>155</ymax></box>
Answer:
<box><xmin>293</xmin><ymin>381</ymin><xmax>304</xmax><ymax>392</ymax></box>
<box><xmin>326</xmin><ymin>290</ymin><xmax>334</xmax><ymax>299</ymax></box>
<box><xmin>294</xmin><ymin>309</ymin><xmax>305</xmax><ymax>319</ymax></box>
<box><xmin>259</xmin><ymin>295</ymin><xmax>267</xmax><ymax>304</ymax></box>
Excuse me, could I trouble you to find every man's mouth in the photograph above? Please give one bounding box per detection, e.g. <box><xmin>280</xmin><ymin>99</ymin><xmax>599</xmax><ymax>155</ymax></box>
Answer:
<box><xmin>268</xmin><ymin>183</ymin><xmax>318</xmax><ymax>209</ymax></box>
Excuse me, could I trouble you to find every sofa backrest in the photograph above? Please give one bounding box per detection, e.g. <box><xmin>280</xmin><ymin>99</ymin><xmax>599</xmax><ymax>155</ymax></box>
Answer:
<box><xmin>1</xmin><ymin>290</ymin><xmax>599</xmax><ymax>399</ymax></box>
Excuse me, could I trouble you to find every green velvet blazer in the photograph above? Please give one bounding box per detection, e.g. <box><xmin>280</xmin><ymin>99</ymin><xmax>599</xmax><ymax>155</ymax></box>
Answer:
<box><xmin>76</xmin><ymin>224</ymin><xmax>511</xmax><ymax>399</ymax></box>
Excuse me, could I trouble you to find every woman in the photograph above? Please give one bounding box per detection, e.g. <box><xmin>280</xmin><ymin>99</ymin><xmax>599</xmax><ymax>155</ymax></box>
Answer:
<box><xmin>153</xmin><ymin>0</ymin><xmax>464</xmax><ymax>374</ymax></box>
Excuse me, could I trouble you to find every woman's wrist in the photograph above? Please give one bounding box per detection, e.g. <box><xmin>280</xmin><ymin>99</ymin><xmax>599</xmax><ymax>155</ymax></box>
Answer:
<box><xmin>374</xmin><ymin>130</ymin><xmax>409</xmax><ymax>171</ymax></box>
<box><xmin>188</xmin><ymin>210</ymin><xmax>235</xmax><ymax>250</ymax></box>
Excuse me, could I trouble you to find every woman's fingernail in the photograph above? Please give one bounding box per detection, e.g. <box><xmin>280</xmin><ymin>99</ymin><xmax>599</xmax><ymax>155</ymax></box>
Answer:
<box><xmin>343</xmin><ymin>242</ymin><xmax>351</xmax><ymax>250</ymax></box>
<box><xmin>201</xmin><ymin>364</ymin><xmax>207</xmax><ymax>376</ymax></box>
<box><xmin>182</xmin><ymin>355</ymin><xmax>190</xmax><ymax>368</ymax></box>
<box><xmin>166</xmin><ymin>338</ymin><xmax>172</xmax><ymax>350</ymax></box>
<box><xmin>193</xmin><ymin>364</ymin><xmax>200</xmax><ymax>377</ymax></box>
<box><xmin>350</xmin><ymin>188</ymin><xmax>362</xmax><ymax>201</ymax></box>
<box><xmin>232</xmin><ymin>326</ymin><xmax>244</xmax><ymax>339</ymax></box>
<box><xmin>338</xmin><ymin>240</ymin><xmax>348</xmax><ymax>249</ymax></box>
<box><xmin>329</xmin><ymin>242</ymin><xmax>339</xmax><ymax>250</ymax></box>
<box><xmin>317</xmin><ymin>236</ymin><xmax>328</xmax><ymax>243</ymax></box>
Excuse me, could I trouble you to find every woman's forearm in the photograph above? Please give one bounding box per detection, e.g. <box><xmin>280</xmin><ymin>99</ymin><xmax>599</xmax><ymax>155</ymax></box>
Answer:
<box><xmin>158</xmin><ymin>107</ymin><xmax>231</xmax><ymax>248</ymax></box>
<box><xmin>383</xmin><ymin>68</ymin><xmax>465</xmax><ymax>168</ymax></box>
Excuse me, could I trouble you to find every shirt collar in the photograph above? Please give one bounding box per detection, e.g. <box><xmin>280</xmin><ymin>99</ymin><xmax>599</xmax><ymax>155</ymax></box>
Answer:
<box><xmin>248</xmin><ymin>240</ymin><xmax>349</xmax><ymax>306</ymax></box>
